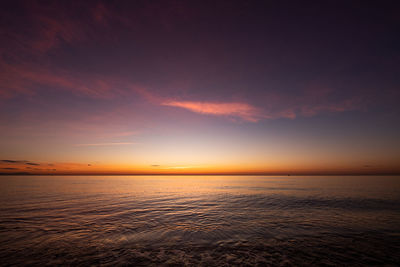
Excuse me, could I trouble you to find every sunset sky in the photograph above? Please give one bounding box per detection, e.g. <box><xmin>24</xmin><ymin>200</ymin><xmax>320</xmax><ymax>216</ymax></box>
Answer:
<box><xmin>1</xmin><ymin>1</ymin><xmax>399</xmax><ymax>175</ymax></box>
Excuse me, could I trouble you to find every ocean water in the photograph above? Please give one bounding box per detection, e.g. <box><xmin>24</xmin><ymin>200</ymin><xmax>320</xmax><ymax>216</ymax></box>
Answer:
<box><xmin>0</xmin><ymin>175</ymin><xmax>399</xmax><ymax>266</ymax></box>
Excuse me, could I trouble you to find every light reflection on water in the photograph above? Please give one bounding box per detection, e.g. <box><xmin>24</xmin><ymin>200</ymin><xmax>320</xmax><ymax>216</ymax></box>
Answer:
<box><xmin>0</xmin><ymin>175</ymin><xmax>399</xmax><ymax>266</ymax></box>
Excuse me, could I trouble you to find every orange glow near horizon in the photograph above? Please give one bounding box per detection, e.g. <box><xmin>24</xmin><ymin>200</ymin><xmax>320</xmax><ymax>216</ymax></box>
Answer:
<box><xmin>1</xmin><ymin>159</ymin><xmax>399</xmax><ymax>175</ymax></box>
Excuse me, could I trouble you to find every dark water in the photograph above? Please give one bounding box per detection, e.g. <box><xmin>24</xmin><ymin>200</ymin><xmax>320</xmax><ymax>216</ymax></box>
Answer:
<box><xmin>0</xmin><ymin>175</ymin><xmax>399</xmax><ymax>266</ymax></box>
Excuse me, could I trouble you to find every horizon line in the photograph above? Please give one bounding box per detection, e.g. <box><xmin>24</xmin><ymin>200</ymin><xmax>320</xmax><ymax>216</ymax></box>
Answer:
<box><xmin>1</xmin><ymin>172</ymin><xmax>400</xmax><ymax>176</ymax></box>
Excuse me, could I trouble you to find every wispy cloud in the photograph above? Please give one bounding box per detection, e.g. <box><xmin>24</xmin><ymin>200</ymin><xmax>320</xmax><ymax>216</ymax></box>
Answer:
<box><xmin>161</xmin><ymin>90</ymin><xmax>366</xmax><ymax>123</ymax></box>
<box><xmin>74</xmin><ymin>142</ymin><xmax>137</xmax><ymax>146</ymax></box>
<box><xmin>162</xmin><ymin>100</ymin><xmax>263</xmax><ymax>122</ymax></box>
<box><xmin>0</xmin><ymin>62</ymin><xmax>120</xmax><ymax>100</ymax></box>
<box><xmin>0</xmin><ymin>160</ymin><xmax>27</xmax><ymax>164</ymax></box>
<box><xmin>0</xmin><ymin>159</ymin><xmax>40</xmax><ymax>166</ymax></box>
<box><xmin>25</xmin><ymin>162</ymin><xmax>40</xmax><ymax>166</ymax></box>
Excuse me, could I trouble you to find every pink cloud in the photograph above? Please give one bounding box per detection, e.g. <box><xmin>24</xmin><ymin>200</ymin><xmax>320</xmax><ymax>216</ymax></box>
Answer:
<box><xmin>0</xmin><ymin>62</ymin><xmax>124</xmax><ymax>100</ymax></box>
<box><xmin>0</xmin><ymin>58</ymin><xmax>365</xmax><ymax>123</ymax></box>
<box><xmin>162</xmin><ymin>100</ymin><xmax>263</xmax><ymax>122</ymax></box>
<box><xmin>74</xmin><ymin>142</ymin><xmax>137</xmax><ymax>147</ymax></box>
<box><xmin>161</xmin><ymin>93</ymin><xmax>364</xmax><ymax>123</ymax></box>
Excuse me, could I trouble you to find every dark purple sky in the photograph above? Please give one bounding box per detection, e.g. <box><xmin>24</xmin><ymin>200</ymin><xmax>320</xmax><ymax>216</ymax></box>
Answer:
<box><xmin>1</xmin><ymin>1</ymin><xmax>399</xmax><ymax>174</ymax></box>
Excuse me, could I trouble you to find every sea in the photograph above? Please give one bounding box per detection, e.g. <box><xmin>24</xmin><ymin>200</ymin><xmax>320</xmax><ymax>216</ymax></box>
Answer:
<box><xmin>0</xmin><ymin>175</ymin><xmax>399</xmax><ymax>266</ymax></box>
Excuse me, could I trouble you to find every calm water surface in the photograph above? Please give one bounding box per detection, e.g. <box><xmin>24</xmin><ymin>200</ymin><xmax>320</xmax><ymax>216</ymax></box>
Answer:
<box><xmin>0</xmin><ymin>175</ymin><xmax>399</xmax><ymax>266</ymax></box>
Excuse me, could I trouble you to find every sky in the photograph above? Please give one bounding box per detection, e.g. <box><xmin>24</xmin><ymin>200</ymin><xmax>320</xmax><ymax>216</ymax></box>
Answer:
<box><xmin>1</xmin><ymin>0</ymin><xmax>400</xmax><ymax>175</ymax></box>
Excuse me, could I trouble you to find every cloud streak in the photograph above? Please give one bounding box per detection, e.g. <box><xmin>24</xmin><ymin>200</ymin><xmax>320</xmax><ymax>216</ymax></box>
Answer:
<box><xmin>74</xmin><ymin>142</ymin><xmax>137</xmax><ymax>146</ymax></box>
<box><xmin>162</xmin><ymin>100</ymin><xmax>263</xmax><ymax>122</ymax></box>
<box><xmin>160</xmin><ymin>97</ymin><xmax>359</xmax><ymax>122</ymax></box>
<box><xmin>0</xmin><ymin>160</ymin><xmax>40</xmax><ymax>166</ymax></box>
<box><xmin>0</xmin><ymin>160</ymin><xmax>27</xmax><ymax>164</ymax></box>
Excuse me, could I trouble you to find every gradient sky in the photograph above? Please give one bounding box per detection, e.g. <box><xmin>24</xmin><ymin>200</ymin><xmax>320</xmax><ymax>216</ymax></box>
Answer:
<box><xmin>1</xmin><ymin>0</ymin><xmax>400</xmax><ymax>174</ymax></box>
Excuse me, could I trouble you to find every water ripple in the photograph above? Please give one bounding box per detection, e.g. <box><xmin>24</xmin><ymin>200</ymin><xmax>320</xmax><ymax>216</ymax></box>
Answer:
<box><xmin>0</xmin><ymin>175</ymin><xmax>399</xmax><ymax>266</ymax></box>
